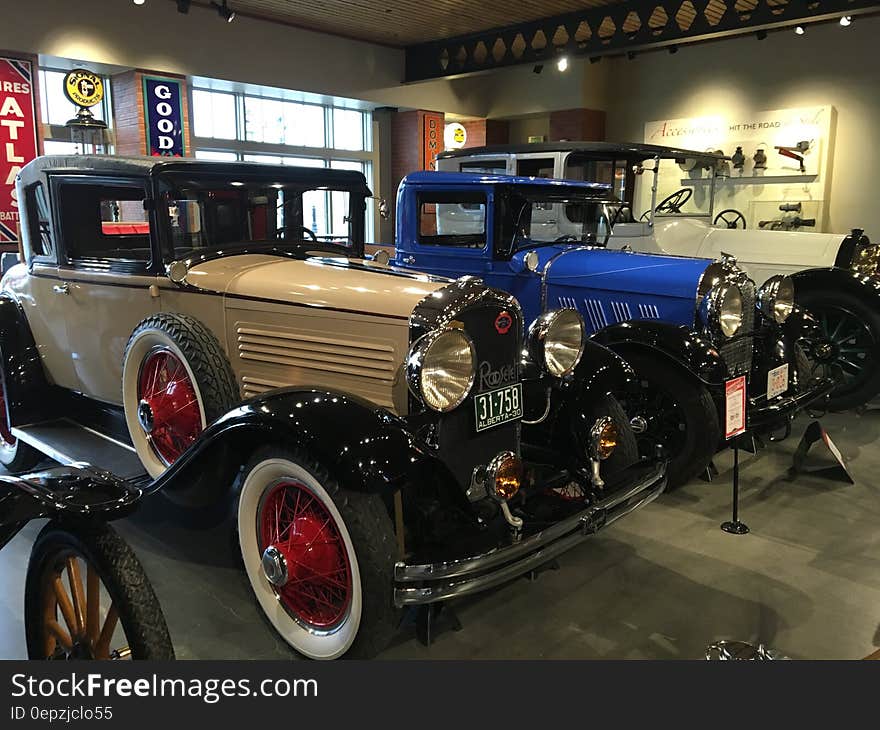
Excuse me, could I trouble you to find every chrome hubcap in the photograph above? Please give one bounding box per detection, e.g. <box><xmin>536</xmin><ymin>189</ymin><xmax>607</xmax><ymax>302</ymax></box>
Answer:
<box><xmin>261</xmin><ymin>545</ymin><xmax>289</xmax><ymax>587</ymax></box>
<box><xmin>137</xmin><ymin>399</ymin><xmax>155</xmax><ymax>434</ymax></box>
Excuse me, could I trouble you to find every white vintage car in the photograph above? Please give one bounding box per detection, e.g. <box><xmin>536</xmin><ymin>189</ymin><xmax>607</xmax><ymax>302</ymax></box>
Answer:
<box><xmin>438</xmin><ymin>142</ymin><xmax>880</xmax><ymax>410</ymax></box>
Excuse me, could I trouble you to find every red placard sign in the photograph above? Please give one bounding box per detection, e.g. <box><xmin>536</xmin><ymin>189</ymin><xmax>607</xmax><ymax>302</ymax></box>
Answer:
<box><xmin>724</xmin><ymin>375</ymin><xmax>747</xmax><ymax>440</ymax></box>
<box><xmin>0</xmin><ymin>57</ymin><xmax>38</xmax><ymax>244</ymax></box>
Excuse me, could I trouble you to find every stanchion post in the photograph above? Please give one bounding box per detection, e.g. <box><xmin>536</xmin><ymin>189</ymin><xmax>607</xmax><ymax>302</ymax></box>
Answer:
<box><xmin>721</xmin><ymin>437</ymin><xmax>749</xmax><ymax>535</ymax></box>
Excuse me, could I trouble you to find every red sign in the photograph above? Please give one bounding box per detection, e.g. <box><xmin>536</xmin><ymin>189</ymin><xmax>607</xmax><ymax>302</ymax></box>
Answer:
<box><xmin>724</xmin><ymin>375</ymin><xmax>747</xmax><ymax>440</ymax></box>
<box><xmin>0</xmin><ymin>57</ymin><xmax>38</xmax><ymax>245</ymax></box>
<box><xmin>422</xmin><ymin>112</ymin><xmax>443</xmax><ymax>171</ymax></box>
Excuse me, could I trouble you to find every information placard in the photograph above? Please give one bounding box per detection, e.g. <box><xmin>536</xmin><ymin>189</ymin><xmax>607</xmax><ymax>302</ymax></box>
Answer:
<box><xmin>725</xmin><ymin>376</ymin><xmax>747</xmax><ymax>440</ymax></box>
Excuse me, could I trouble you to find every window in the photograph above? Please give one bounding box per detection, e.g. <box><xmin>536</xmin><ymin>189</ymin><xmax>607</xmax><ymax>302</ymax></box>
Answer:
<box><xmin>57</xmin><ymin>181</ymin><xmax>151</xmax><ymax>266</ymax></box>
<box><xmin>417</xmin><ymin>193</ymin><xmax>487</xmax><ymax>248</ymax></box>
<box><xmin>564</xmin><ymin>154</ymin><xmax>627</xmax><ymax>200</ymax></box>
<box><xmin>39</xmin><ymin>68</ymin><xmax>112</xmax><ymax>154</ymax></box>
<box><xmin>516</xmin><ymin>158</ymin><xmax>555</xmax><ymax>179</ymax></box>
<box><xmin>192</xmin><ymin>89</ymin><xmax>237</xmax><ymax>140</ymax></box>
<box><xmin>509</xmin><ymin>195</ymin><xmax>604</xmax><ymax>247</ymax></box>
<box><xmin>195</xmin><ymin>150</ymin><xmax>238</xmax><ymax>161</ymax></box>
<box><xmin>25</xmin><ymin>183</ymin><xmax>54</xmax><ymax>258</ymax></box>
<box><xmin>460</xmin><ymin>160</ymin><xmax>507</xmax><ymax>174</ymax></box>
<box><xmin>332</xmin><ymin>108</ymin><xmax>366</xmax><ymax>151</ymax></box>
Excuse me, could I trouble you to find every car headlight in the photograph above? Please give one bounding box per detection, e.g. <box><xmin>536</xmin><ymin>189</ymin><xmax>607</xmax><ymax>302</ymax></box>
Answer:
<box><xmin>702</xmin><ymin>283</ymin><xmax>743</xmax><ymax>338</ymax></box>
<box><xmin>528</xmin><ymin>308</ymin><xmax>586</xmax><ymax>377</ymax></box>
<box><xmin>407</xmin><ymin>328</ymin><xmax>476</xmax><ymax>412</ymax></box>
<box><xmin>757</xmin><ymin>275</ymin><xmax>795</xmax><ymax>324</ymax></box>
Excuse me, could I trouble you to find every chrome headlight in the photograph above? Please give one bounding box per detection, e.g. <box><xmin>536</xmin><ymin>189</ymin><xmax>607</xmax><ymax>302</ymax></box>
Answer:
<box><xmin>702</xmin><ymin>283</ymin><xmax>744</xmax><ymax>338</ymax></box>
<box><xmin>407</xmin><ymin>328</ymin><xmax>476</xmax><ymax>412</ymax></box>
<box><xmin>757</xmin><ymin>275</ymin><xmax>795</xmax><ymax>324</ymax></box>
<box><xmin>528</xmin><ymin>309</ymin><xmax>586</xmax><ymax>377</ymax></box>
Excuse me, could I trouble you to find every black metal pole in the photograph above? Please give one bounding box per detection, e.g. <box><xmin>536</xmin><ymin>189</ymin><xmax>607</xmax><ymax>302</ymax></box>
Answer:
<box><xmin>722</xmin><ymin>439</ymin><xmax>749</xmax><ymax>535</ymax></box>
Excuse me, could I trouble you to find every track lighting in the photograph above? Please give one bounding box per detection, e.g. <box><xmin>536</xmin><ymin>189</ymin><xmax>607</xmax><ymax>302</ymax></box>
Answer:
<box><xmin>756</xmin><ymin>29</ymin><xmax>767</xmax><ymax>40</ymax></box>
<box><xmin>176</xmin><ymin>0</ymin><xmax>191</xmax><ymax>13</ymax></box>
<box><xmin>840</xmin><ymin>15</ymin><xmax>852</xmax><ymax>27</ymax></box>
<box><xmin>589</xmin><ymin>56</ymin><xmax>601</xmax><ymax>64</ymax></box>
<box><xmin>668</xmin><ymin>45</ymin><xmax>678</xmax><ymax>54</ymax></box>
<box><xmin>795</xmin><ymin>25</ymin><xmax>805</xmax><ymax>35</ymax></box>
<box><xmin>626</xmin><ymin>51</ymin><xmax>636</xmax><ymax>60</ymax></box>
<box><xmin>211</xmin><ymin>0</ymin><xmax>235</xmax><ymax>22</ymax></box>
<box><xmin>556</xmin><ymin>56</ymin><xmax>568</xmax><ymax>72</ymax></box>
<box><xmin>532</xmin><ymin>64</ymin><xmax>543</xmax><ymax>74</ymax></box>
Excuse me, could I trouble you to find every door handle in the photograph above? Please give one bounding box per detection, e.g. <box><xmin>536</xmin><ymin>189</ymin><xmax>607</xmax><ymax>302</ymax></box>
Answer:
<box><xmin>402</xmin><ymin>255</ymin><xmax>415</xmax><ymax>265</ymax></box>
<box><xmin>53</xmin><ymin>283</ymin><xmax>70</xmax><ymax>295</ymax></box>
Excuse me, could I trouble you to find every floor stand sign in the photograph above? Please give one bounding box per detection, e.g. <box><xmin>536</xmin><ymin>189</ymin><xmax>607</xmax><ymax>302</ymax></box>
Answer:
<box><xmin>722</xmin><ymin>376</ymin><xmax>750</xmax><ymax>535</ymax></box>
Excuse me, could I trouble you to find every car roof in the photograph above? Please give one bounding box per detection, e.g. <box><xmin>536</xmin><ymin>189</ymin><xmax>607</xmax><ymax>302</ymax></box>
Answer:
<box><xmin>401</xmin><ymin>169</ymin><xmax>611</xmax><ymax>194</ymax></box>
<box><xmin>437</xmin><ymin>141</ymin><xmax>726</xmax><ymax>162</ymax></box>
<box><xmin>18</xmin><ymin>155</ymin><xmax>370</xmax><ymax>191</ymax></box>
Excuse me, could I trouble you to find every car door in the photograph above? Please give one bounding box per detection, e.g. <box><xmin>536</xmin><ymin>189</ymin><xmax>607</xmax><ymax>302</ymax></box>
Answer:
<box><xmin>51</xmin><ymin>175</ymin><xmax>161</xmax><ymax>405</ymax></box>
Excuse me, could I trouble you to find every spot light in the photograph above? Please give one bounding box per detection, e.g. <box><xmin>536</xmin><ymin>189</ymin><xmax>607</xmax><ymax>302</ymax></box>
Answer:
<box><xmin>668</xmin><ymin>45</ymin><xmax>678</xmax><ymax>54</ymax></box>
<box><xmin>840</xmin><ymin>15</ymin><xmax>852</xmax><ymax>27</ymax></box>
<box><xmin>211</xmin><ymin>0</ymin><xmax>235</xmax><ymax>22</ymax></box>
<box><xmin>626</xmin><ymin>51</ymin><xmax>636</xmax><ymax>60</ymax></box>
<box><xmin>532</xmin><ymin>64</ymin><xmax>544</xmax><ymax>74</ymax></box>
<box><xmin>589</xmin><ymin>56</ymin><xmax>601</xmax><ymax>64</ymax></box>
<box><xmin>176</xmin><ymin>0</ymin><xmax>191</xmax><ymax>12</ymax></box>
<box><xmin>795</xmin><ymin>25</ymin><xmax>805</xmax><ymax>35</ymax></box>
<box><xmin>756</xmin><ymin>29</ymin><xmax>767</xmax><ymax>40</ymax></box>
<box><xmin>132</xmin><ymin>0</ymin><xmax>145</xmax><ymax>5</ymax></box>
<box><xmin>556</xmin><ymin>56</ymin><xmax>569</xmax><ymax>72</ymax></box>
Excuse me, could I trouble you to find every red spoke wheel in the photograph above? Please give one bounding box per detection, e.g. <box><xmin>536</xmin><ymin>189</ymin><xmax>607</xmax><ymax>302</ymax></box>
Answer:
<box><xmin>259</xmin><ymin>481</ymin><xmax>352</xmax><ymax>630</ymax></box>
<box><xmin>136</xmin><ymin>348</ymin><xmax>202</xmax><ymax>466</ymax></box>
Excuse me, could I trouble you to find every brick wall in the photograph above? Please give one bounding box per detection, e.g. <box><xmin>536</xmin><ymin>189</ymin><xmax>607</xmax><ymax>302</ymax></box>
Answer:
<box><xmin>549</xmin><ymin>108</ymin><xmax>606</xmax><ymax>142</ymax></box>
<box><xmin>461</xmin><ymin>119</ymin><xmax>509</xmax><ymax>148</ymax></box>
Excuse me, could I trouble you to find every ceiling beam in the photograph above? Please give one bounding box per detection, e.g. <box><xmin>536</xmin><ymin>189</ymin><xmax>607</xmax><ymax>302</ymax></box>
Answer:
<box><xmin>404</xmin><ymin>0</ymin><xmax>880</xmax><ymax>82</ymax></box>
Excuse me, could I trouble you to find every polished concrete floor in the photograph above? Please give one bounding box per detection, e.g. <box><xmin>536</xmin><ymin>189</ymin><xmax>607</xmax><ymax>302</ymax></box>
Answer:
<box><xmin>2</xmin><ymin>409</ymin><xmax>879</xmax><ymax>660</ymax></box>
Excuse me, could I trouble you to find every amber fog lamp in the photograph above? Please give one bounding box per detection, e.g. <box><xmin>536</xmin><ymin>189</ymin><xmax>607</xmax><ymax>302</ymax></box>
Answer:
<box><xmin>590</xmin><ymin>417</ymin><xmax>618</xmax><ymax>460</ymax></box>
<box><xmin>487</xmin><ymin>452</ymin><xmax>523</xmax><ymax>500</ymax></box>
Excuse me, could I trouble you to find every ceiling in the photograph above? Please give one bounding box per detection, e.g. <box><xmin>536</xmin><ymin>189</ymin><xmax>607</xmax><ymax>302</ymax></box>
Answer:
<box><xmin>216</xmin><ymin>0</ymin><xmax>626</xmax><ymax>47</ymax></box>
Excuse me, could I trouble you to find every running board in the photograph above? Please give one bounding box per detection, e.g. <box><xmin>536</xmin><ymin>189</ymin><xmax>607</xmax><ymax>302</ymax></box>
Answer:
<box><xmin>12</xmin><ymin>419</ymin><xmax>147</xmax><ymax>481</ymax></box>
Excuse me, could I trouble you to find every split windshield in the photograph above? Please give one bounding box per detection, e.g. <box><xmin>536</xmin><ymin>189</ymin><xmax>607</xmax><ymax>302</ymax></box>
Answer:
<box><xmin>157</xmin><ymin>175</ymin><xmax>362</xmax><ymax>259</ymax></box>
<box><xmin>509</xmin><ymin>192</ymin><xmax>610</xmax><ymax>249</ymax></box>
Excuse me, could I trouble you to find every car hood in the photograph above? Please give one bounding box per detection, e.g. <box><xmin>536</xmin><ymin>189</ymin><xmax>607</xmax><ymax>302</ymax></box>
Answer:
<box><xmin>183</xmin><ymin>254</ymin><xmax>446</xmax><ymax>320</ymax></box>
<box><xmin>537</xmin><ymin>245</ymin><xmax>709</xmax><ymax>299</ymax></box>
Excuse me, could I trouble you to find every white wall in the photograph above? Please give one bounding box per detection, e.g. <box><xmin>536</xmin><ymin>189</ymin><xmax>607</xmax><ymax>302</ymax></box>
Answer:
<box><xmin>604</xmin><ymin>17</ymin><xmax>880</xmax><ymax>239</ymax></box>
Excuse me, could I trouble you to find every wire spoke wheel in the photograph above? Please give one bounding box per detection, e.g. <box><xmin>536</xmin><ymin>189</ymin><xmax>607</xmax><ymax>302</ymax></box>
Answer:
<box><xmin>805</xmin><ymin>307</ymin><xmax>875</xmax><ymax>389</ymax></box>
<box><xmin>258</xmin><ymin>481</ymin><xmax>352</xmax><ymax>631</ymax></box>
<box><xmin>0</xmin><ymin>375</ymin><xmax>16</xmax><ymax>447</ymax></box>
<box><xmin>136</xmin><ymin>348</ymin><xmax>202</xmax><ymax>465</ymax></box>
<box><xmin>38</xmin><ymin>551</ymin><xmax>130</xmax><ymax>661</ymax></box>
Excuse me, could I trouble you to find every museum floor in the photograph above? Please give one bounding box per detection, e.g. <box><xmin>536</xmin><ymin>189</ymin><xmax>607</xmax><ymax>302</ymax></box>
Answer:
<box><xmin>2</xmin><ymin>409</ymin><xmax>878</xmax><ymax>661</ymax></box>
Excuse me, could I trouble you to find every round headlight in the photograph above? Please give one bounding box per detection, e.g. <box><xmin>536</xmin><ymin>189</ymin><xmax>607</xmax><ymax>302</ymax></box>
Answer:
<box><xmin>529</xmin><ymin>309</ymin><xmax>586</xmax><ymax>377</ymax></box>
<box><xmin>407</xmin><ymin>328</ymin><xmax>476</xmax><ymax>412</ymax></box>
<box><xmin>757</xmin><ymin>274</ymin><xmax>795</xmax><ymax>324</ymax></box>
<box><xmin>717</xmin><ymin>285</ymin><xmax>743</xmax><ymax>337</ymax></box>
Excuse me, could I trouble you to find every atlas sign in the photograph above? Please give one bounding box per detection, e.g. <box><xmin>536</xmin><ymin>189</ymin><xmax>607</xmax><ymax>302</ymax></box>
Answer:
<box><xmin>0</xmin><ymin>58</ymin><xmax>38</xmax><ymax>245</ymax></box>
<box><xmin>143</xmin><ymin>76</ymin><xmax>185</xmax><ymax>157</ymax></box>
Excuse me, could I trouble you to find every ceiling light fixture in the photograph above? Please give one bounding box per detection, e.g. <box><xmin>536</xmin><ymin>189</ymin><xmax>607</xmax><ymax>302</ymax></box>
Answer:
<box><xmin>795</xmin><ymin>25</ymin><xmax>805</xmax><ymax>35</ymax></box>
<box><xmin>532</xmin><ymin>64</ymin><xmax>544</xmax><ymax>74</ymax></box>
<box><xmin>589</xmin><ymin>56</ymin><xmax>601</xmax><ymax>64</ymax></box>
<box><xmin>132</xmin><ymin>0</ymin><xmax>145</xmax><ymax>5</ymax></box>
<box><xmin>668</xmin><ymin>45</ymin><xmax>678</xmax><ymax>54</ymax></box>
<box><xmin>176</xmin><ymin>0</ymin><xmax>191</xmax><ymax>13</ymax></box>
<box><xmin>840</xmin><ymin>15</ymin><xmax>852</xmax><ymax>27</ymax></box>
<box><xmin>556</xmin><ymin>56</ymin><xmax>569</xmax><ymax>72</ymax></box>
<box><xmin>756</xmin><ymin>29</ymin><xmax>767</xmax><ymax>40</ymax></box>
<box><xmin>211</xmin><ymin>0</ymin><xmax>235</xmax><ymax>22</ymax></box>
<box><xmin>626</xmin><ymin>51</ymin><xmax>636</xmax><ymax>60</ymax></box>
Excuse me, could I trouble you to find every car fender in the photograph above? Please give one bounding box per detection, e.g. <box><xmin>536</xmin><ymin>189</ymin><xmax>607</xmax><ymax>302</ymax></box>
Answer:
<box><xmin>145</xmin><ymin>387</ymin><xmax>465</xmax><ymax>509</ymax></box>
<box><xmin>590</xmin><ymin>320</ymin><xmax>727</xmax><ymax>387</ymax></box>
<box><xmin>791</xmin><ymin>267</ymin><xmax>880</xmax><ymax>308</ymax></box>
<box><xmin>0</xmin><ymin>294</ymin><xmax>52</xmax><ymax>428</ymax></box>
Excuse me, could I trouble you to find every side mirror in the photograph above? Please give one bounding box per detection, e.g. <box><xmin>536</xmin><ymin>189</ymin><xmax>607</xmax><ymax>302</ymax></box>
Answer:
<box><xmin>378</xmin><ymin>199</ymin><xmax>389</xmax><ymax>220</ymax></box>
<box><xmin>523</xmin><ymin>250</ymin><xmax>539</xmax><ymax>273</ymax></box>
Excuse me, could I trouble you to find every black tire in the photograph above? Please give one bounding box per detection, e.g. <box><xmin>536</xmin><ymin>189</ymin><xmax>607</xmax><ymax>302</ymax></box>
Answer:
<box><xmin>796</xmin><ymin>288</ymin><xmax>880</xmax><ymax>411</ymax></box>
<box><xmin>236</xmin><ymin>447</ymin><xmax>399</xmax><ymax>660</ymax></box>
<box><xmin>583</xmin><ymin>394</ymin><xmax>639</xmax><ymax>477</ymax></box>
<box><xmin>616</xmin><ymin>351</ymin><xmax>720</xmax><ymax>490</ymax></box>
<box><xmin>122</xmin><ymin>313</ymin><xmax>239</xmax><ymax>479</ymax></box>
<box><xmin>0</xmin><ymin>357</ymin><xmax>41</xmax><ymax>473</ymax></box>
<box><xmin>25</xmin><ymin>522</ymin><xmax>175</xmax><ymax>660</ymax></box>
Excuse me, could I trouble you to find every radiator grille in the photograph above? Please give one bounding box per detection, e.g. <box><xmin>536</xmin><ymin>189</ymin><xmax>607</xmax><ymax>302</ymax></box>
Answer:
<box><xmin>236</xmin><ymin>326</ymin><xmax>398</xmax><ymax>384</ymax></box>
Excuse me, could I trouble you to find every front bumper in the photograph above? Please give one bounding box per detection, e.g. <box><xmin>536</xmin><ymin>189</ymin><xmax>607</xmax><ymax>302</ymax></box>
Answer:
<box><xmin>748</xmin><ymin>376</ymin><xmax>834</xmax><ymax>433</ymax></box>
<box><xmin>392</xmin><ymin>460</ymin><xmax>667</xmax><ymax>607</ymax></box>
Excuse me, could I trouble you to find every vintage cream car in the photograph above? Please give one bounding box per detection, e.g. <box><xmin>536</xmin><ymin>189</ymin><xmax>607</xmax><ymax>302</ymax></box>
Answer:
<box><xmin>0</xmin><ymin>156</ymin><xmax>666</xmax><ymax>659</ymax></box>
<box><xmin>439</xmin><ymin>142</ymin><xmax>880</xmax><ymax>410</ymax></box>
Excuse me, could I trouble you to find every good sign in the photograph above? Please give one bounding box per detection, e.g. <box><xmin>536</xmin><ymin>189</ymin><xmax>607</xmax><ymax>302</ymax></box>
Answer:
<box><xmin>0</xmin><ymin>58</ymin><xmax>38</xmax><ymax>244</ymax></box>
<box><xmin>143</xmin><ymin>76</ymin><xmax>185</xmax><ymax>157</ymax></box>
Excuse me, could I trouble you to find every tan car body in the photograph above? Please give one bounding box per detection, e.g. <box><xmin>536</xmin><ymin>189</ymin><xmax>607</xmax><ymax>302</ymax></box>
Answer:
<box><xmin>4</xmin><ymin>254</ymin><xmax>444</xmax><ymax>417</ymax></box>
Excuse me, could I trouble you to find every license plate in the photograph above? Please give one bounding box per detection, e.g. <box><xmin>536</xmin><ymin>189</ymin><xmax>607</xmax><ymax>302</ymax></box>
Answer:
<box><xmin>767</xmin><ymin>363</ymin><xmax>789</xmax><ymax>400</ymax></box>
<box><xmin>474</xmin><ymin>384</ymin><xmax>523</xmax><ymax>432</ymax></box>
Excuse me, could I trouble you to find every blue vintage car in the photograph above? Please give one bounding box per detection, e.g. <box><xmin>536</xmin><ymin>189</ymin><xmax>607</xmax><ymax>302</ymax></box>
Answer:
<box><xmin>387</xmin><ymin>171</ymin><xmax>833</xmax><ymax>487</ymax></box>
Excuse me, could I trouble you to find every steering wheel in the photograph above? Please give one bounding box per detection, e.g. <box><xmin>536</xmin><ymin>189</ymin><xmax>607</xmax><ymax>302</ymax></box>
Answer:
<box><xmin>713</xmin><ymin>209</ymin><xmax>747</xmax><ymax>229</ymax></box>
<box><xmin>654</xmin><ymin>188</ymin><xmax>693</xmax><ymax>214</ymax></box>
<box><xmin>554</xmin><ymin>234</ymin><xmax>581</xmax><ymax>243</ymax></box>
<box><xmin>278</xmin><ymin>226</ymin><xmax>318</xmax><ymax>241</ymax></box>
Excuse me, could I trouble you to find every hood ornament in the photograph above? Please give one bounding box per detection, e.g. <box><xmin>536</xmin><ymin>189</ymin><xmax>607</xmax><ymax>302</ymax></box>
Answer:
<box><xmin>720</xmin><ymin>251</ymin><xmax>738</xmax><ymax>268</ymax></box>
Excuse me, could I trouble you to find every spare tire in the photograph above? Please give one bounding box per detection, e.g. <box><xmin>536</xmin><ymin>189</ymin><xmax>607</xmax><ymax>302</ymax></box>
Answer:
<box><xmin>122</xmin><ymin>313</ymin><xmax>239</xmax><ymax>478</ymax></box>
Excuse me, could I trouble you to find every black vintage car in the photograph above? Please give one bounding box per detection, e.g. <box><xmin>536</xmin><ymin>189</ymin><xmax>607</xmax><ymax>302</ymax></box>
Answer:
<box><xmin>0</xmin><ymin>156</ymin><xmax>667</xmax><ymax>659</ymax></box>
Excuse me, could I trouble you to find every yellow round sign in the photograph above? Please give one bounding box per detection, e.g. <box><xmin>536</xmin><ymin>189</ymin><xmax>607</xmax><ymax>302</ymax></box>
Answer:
<box><xmin>63</xmin><ymin>69</ymin><xmax>104</xmax><ymax>108</ymax></box>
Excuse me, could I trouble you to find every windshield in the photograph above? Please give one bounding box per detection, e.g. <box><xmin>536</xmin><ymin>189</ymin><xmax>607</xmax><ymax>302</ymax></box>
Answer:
<box><xmin>158</xmin><ymin>175</ymin><xmax>363</xmax><ymax>260</ymax></box>
<box><xmin>510</xmin><ymin>193</ymin><xmax>610</xmax><ymax>249</ymax></box>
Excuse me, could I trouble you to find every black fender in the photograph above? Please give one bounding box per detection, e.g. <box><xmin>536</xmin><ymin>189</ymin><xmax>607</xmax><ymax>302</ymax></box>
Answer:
<box><xmin>590</xmin><ymin>320</ymin><xmax>727</xmax><ymax>387</ymax></box>
<box><xmin>145</xmin><ymin>387</ymin><xmax>464</xmax><ymax>510</ymax></box>
<box><xmin>792</xmin><ymin>267</ymin><xmax>880</xmax><ymax>309</ymax></box>
<box><xmin>0</xmin><ymin>294</ymin><xmax>52</xmax><ymax>428</ymax></box>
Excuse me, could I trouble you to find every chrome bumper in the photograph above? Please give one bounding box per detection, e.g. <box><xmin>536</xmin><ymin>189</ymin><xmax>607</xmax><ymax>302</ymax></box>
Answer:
<box><xmin>393</xmin><ymin>460</ymin><xmax>667</xmax><ymax>607</ymax></box>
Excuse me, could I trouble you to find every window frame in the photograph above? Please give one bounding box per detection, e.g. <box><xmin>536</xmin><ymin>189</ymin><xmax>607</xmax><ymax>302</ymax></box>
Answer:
<box><xmin>50</xmin><ymin>174</ymin><xmax>157</xmax><ymax>275</ymax></box>
<box><xmin>413</xmin><ymin>189</ymin><xmax>491</xmax><ymax>255</ymax></box>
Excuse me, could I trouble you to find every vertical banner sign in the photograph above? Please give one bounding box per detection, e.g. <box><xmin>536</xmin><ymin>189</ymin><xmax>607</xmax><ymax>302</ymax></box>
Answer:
<box><xmin>422</xmin><ymin>112</ymin><xmax>443</xmax><ymax>170</ymax></box>
<box><xmin>0</xmin><ymin>57</ymin><xmax>38</xmax><ymax>245</ymax></box>
<box><xmin>724</xmin><ymin>376</ymin><xmax>747</xmax><ymax>440</ymax></box>
<box><xmin>142</xmin><ymin>76</ymin><xmax>185</xmax><ymax>157</ymax></box>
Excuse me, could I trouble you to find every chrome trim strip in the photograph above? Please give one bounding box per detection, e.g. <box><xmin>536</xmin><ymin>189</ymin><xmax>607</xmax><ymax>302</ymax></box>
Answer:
<box><xmin>539</xmin><ymin>246</ymin><xmax>591</xmax><ymax>312</ymax></box>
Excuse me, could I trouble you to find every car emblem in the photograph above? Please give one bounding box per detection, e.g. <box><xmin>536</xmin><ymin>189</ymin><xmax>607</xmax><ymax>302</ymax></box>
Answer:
<box><xmin>495</xmin><ymin>311</ymin><xmax>513</xmax><ymax>335</ymax></box>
